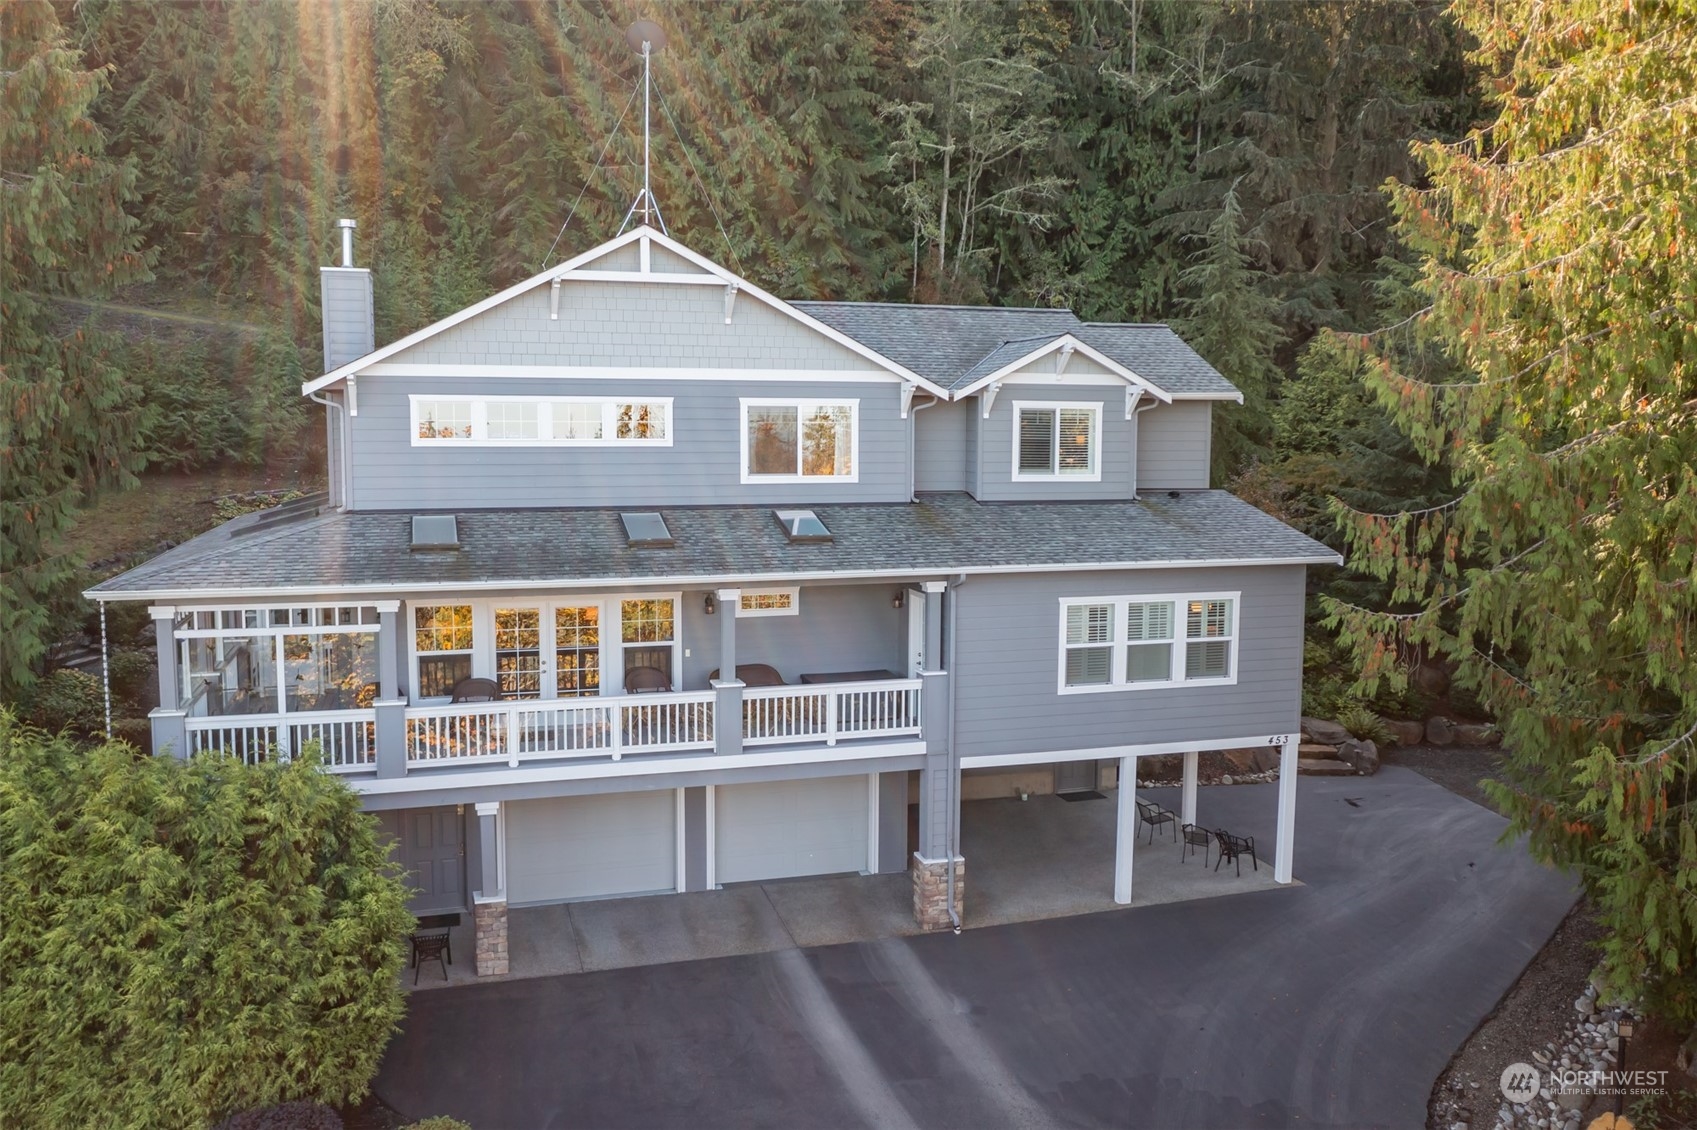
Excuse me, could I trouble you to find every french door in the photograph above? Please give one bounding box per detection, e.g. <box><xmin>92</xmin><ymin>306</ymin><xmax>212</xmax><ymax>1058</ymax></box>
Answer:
<box><xmin>490</xmin><ymin>597</ymin><xmax>676</xmax><ymax>700</ymax></box>
<box><xmin>493</xmin><ymin>603</ymin><xmax>603</xmax><ymax>700</ymax></box>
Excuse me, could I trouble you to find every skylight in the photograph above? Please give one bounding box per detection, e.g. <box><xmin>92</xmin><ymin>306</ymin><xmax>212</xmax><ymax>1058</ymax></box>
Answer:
<box><xmin>774</xmin><ymin>509</ymin><xmax>832</xmax><ymax>543</ymax></box>
<box><xmin>410</xmin><ymin>515</ymin><xmax>459</xmax><ymax>551</ymax></box>
<box><xmin>621</xmin><ymin>511</ymin><xmax>675</xmax><ymax>548</ymax></box>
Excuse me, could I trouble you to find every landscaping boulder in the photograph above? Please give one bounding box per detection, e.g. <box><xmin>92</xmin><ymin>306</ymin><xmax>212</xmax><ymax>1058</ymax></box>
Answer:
<box><xmin>1222</xmin><ymin>747</ymin><xmax>1278</xmax><ymax>775</ymax></box>
<box><xmin>1385</xmin><ymin>719</ymin><xmax>1426</xmax><ymax>747</ymax></box>
<box><xmin>1426</xmin><ymin>716</ymin><xmax>1458</xmax><ymax>746</ymax></box>
<box><xmin>1677</xmin><ymin>1025</ymin><xmax>1697</xmax><ymax>1081</ymax></box>
<box><xmin>1138</xmin><ymin>754</ymin><xmax>1183</xmax><ymax>782</ymax></box>
<box><xmin>1411</xmin><ymin>662</ymin><xmax>1451</xmax><ymax>697</ymax></box>
<box><xmin>1301</xmin><ymin>716</ymin><xmax>1352</xmax><ymax>746</ymax></box>
<box><xmin>1336</xmin><ymin>738</ymin><xmax>1380</xmax><ymax>775</ymax></box>
<box><xmin>1452</xmin><ymin>722</ymin><xmax>1500</xmax><ymax>747</ymax></box>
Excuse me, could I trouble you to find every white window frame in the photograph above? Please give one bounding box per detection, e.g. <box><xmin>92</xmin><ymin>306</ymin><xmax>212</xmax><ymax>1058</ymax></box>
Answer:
<box><xmin>408</xmin><ymin>395</ymin><xmax>674</xmax><ymax>447</ymax></box>
<box><xmin>1055</xmin><ymin>591</ymin><xmax>1240</xmax><ymax>695</ymax></box>
<box><xmin>736</xmin><ymin>587</ymin><xmax>800</xmax><ymax>618</ymax></box>
<box><xmin>739</xmin><ymin>398</ymin><xmax>860</xmax><ymax>483</ymax></box>
<box><xmin>405</xmin><ymin>594</ymin><xmax>684</xmax><ymax>703</ymax></box>
<box><xmin>1012</xmin><ymin>401</ymin><xmax>1103</xmax><ymax>482</ymax></box>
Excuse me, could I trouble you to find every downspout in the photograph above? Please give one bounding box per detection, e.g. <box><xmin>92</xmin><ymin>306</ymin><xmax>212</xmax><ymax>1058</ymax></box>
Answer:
<box><xmin>307</xmin><ymin>389</ymin><xmax>348</xmax><ymax>510</ymax></box>
<box><xmin>908</xmin><ymin>393</ymin><xmax>939</xmax><ymax>502</ymax></box>
<box><xmin>944</xmin><ymin>570</ymin><xmax>968</xmax><ymax>933</ymax></box>
<box><xmin>1130</xmin><ymin>396</ymin><xmax>1159</xmax><ymax>501</ymax></box>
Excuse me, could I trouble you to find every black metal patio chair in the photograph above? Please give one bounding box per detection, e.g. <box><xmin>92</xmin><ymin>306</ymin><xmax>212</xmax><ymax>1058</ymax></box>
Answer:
<box><xmin>1213</xmin><ymin>829</ymin><xmax>1259</xmax><ymax>876</ymax></box>
<box><xmin>1181</xmin><ymin>823</ymin><xmax>1212</xmax><ymax>866</ymax></box>
<box><xmin>410</xmin><ymin>930</ymin><xmax>451</xmax><ymax>984</ymax></box>
<box><xmin>1135</xmin><ymin>797</ymin><xmax>1178</xmax><ymax>844</ymax></box>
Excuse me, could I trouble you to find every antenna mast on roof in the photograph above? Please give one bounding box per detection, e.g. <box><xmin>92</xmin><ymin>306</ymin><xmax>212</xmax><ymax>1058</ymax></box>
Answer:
<box><xmin>619</xmin><ymin>20</ymin><xmax>669</xmax><ymax>237</ymax></box>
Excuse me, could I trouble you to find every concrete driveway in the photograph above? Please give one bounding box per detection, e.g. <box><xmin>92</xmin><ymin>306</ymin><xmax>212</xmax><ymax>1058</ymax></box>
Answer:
<box><xmin>375</xmin><ymin>767</ymin><xmax>1577</xmax><ymax>1129</ymax></box>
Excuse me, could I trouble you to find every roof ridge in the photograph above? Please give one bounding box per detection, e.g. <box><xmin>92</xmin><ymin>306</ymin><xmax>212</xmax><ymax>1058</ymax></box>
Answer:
<box><xmin>793</xmin><ymin>299</ymin><xmax>1079</xmax><ymax>315</ymax></box>
<box><xmin>1079</xmin><ymin>321</ymin><xmax>1174</xmax><ymax>329</ymax></box>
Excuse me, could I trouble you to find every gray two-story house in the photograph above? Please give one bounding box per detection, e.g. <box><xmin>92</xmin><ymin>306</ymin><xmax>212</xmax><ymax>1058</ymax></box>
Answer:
<box><xmin>89</xmin><ymin>223</ymin><xmax>1339</xmax><ymax>974</ymax></box>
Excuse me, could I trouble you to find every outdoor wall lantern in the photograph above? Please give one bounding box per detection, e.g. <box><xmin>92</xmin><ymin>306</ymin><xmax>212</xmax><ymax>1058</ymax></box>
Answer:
<box><xmin>704</xmin><ymin>593</ymin><xmax>717</xmax><ymax>616</ymax></box>
<box><xmin>891</xmin><ymin>591</ymin><xmax>905</xmax><ymax>609</ymax></box>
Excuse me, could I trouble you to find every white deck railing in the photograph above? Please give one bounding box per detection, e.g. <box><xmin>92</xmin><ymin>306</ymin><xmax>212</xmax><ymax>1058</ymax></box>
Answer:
<box><xmin>184</xmin><ymin>709</ymin><xmax>376</xmax><ymax>772</ymax></box>
<box><xmin>742</xmin><ymin>679</ymin><xmax>922</xmax><ymax>747</ymax></box>
<box><xmin>177</xmin><ymin>679</ymin><xmax>922</xmax><ymax>775</ymax></box>
<box><xmin>404</xmin><ymin>689</ymin><xmax>717</xmax><ymax>769</ymax></box>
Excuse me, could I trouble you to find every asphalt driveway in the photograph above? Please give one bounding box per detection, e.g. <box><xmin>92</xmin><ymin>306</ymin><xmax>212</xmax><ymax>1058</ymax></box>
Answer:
<box><xmin>375</xmin><ymin>767</ymin><xmax>1577</xmax><ymax>1129</ymax></box>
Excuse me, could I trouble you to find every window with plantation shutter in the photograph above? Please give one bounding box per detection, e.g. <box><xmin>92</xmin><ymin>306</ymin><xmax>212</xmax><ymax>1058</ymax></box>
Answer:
<box><xmin>1014</xmin><ymin>402</ymin><xmax>1100</xmax><ymax>480</ymax></box>
<box><xmin>1059</xmin><ymin>593</ymin><xmax>1237</xmax><ymax>693</ymax></box>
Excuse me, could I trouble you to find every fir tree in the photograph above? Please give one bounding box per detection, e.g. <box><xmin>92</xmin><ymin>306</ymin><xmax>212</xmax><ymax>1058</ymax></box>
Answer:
<box><xmin>1327</xmin><ymin>0</ymin><xmax>1697</xmax><ymax>1020</ymax></box>
<box><xmin>0</xmin><ymin>0</ymin><xmax>150</xmax><ymax>700</ymax></box>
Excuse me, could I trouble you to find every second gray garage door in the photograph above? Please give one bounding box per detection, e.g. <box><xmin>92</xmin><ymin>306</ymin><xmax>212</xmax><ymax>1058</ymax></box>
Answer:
<box><xmin>715</xmin><ymin>775</ymin><xmax>870</xmax><ymax>885</ymax></box>
<box><xmin>506</xmin><ymin>790</ymin><xmax>677</xmax><ymax>905</ymax></box>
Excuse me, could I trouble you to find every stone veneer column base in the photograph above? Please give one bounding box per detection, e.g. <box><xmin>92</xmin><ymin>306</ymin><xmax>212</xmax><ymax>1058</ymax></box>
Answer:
<box><xmin>474</xmin><ymin>900</ymin><xmax>509</xmax><ymax>976</ymax></box>
<box><xmin>911</xmin><ymin>853</ymin><xmax>965</xmax><ymax>931</ymax></box>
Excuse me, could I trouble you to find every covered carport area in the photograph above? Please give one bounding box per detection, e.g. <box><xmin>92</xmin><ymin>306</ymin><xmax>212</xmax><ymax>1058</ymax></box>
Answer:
<box><xmin>956</xmin><ymin>736</ymin><xmax>1301</xmax><ymax>925</ymax></box>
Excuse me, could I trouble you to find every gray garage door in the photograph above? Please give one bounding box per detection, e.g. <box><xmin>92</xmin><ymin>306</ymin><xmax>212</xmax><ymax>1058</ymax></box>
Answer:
<box><xmin>506</xmin><ymin>790</ymin><xmax>677</xmax><ymax>905</ymax></box>
<box><xmin>716</xmin><ymin>776</ymin><xmax>870</xmax><ymax>885</ymax></box>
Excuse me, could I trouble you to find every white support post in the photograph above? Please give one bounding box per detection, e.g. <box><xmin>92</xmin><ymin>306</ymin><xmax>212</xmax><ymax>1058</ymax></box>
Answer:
<box><xmin>1114</xmin><ymin>755</ymin><xmax>1136</xmax><ymax>904</ymax></box>
<box><xmin>1274</xmin><ymin>733</ymin><xmax>1299</xmax><ymax>883</ymax></box>
<box><xmin>1181</xmin><ymin>750</ymin><xmax>1199</xmax><ymax>828</ymax></box>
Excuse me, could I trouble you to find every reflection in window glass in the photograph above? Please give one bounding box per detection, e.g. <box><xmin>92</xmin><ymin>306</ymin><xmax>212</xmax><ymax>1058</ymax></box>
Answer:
<box><xmin>555</xmin><ymin>605</ymin><xmax>601</xmax><ymax>697</ymax></box>
<box><xmin>494</xmin><ymin>608</ymin><xmax>543</xmax><ymax>699</ymax></box>
<box><xmin>747</xmin><ymin>406</ymin><xmax>798</xmax><ymax>474</ymax></box>
<box><xmin>486</xmin><ymin>401</ymin><xmax>540</xmax><ymax>441</ymax></box>
<box><xmin>416</xmin><ymin>400</ymin><xmax>473</xmax><ymax>439</ymax></box>
<box><xmin>284</xmin><ymin>632</ymin><xmax>378</xmax><ymax>711</ymax></box>
<box><xmin>415</xmin><ymin>605</ymin><xmax>474</xmax><ymax>699</ymax></box>
<box><xmin>800</xmin><ymin>405</ymin><xmax>853</xmax><ymax>476</ymax></box>
<box><xmin>616</xmin><ymin>402</ymin><xmax>668</xmax><ymax>441</ymax></box>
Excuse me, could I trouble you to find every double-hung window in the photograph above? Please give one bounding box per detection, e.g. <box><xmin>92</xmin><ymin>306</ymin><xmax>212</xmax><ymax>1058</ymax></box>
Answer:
<box><xmin>414</xmin><ymin>605</ymin><xmax>474</xmax><ymax>699</ymax></box>
<box><xmin>1015</xmin><ymin>402</ymin><xmax>1100</xmax><ymax>480</ymax></box>
<box><xmin>1058</xmin><ymin>593</ymin><xmax>1238</xmax><ymax>692</ymax></box>
<box><xmin>741</xmin><ymin>399</ymin><xmax>857</xmax><ymax>482</ymax></box>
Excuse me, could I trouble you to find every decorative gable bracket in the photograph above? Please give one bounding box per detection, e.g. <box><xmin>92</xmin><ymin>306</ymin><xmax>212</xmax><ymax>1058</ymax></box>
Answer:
<box><xmin>981</xmin><ymin>381</ymin><xmax>1004</xmax><ymax>419</ymax></box>
<box><xmin>550</xmin><ymin>278</ymin><xmax>562</xmax><ymax>321</ymax></box>
<box><xmin>1125</xmin><ymin>386</ymin><xmax>1143</xmax><ymax>420</ymax></box>
<box><xmin>900</xmin><ymin>382</ymin><xmax>917</xmax><ymax>419</ymax></box>
<box><xmin>724</xmin><ymin>282</ymin><xmax>739</xmax><ymax>325</ymax></box>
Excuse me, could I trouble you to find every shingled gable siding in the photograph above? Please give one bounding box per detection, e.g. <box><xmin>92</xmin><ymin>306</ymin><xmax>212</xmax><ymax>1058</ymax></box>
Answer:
<box><xmin>385</xmin><ymin>280</ymin><xmax>870</xmax><ymax>370</ymax></box>
<box><xmin>1136</xmin><ymin>401</ymin><xmax>1213</xmax><ymax>490</ymax></box>
<box><xmin>914</xmin><ymin>398</ymin><xmax>969</xmax><ymax>492</ymax></box>
<box><xmin>349</xmin><ymin>375</ymin><xmax>910</xmax><ymax>508</ymax></box>
<box><xmin>973</xmin><ymin>382</ymin><xmax>1136</xmax><ymax>502</ymax></box>
<box><xmin>950</xmin><ymin>565</ymin><xmax>1304</xmax><ymax>758</ymax></box>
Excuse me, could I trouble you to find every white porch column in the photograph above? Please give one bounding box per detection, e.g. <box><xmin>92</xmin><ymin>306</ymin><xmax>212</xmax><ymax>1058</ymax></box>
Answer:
<box><xmin>1114</xmin><ymin>755</ymin><xmax>1136</xmax><ymax>904</ymax></box>
<box><xmin>1274</xmin><ymin>734</ymin><xmax>1299</xmax><ymax>883</ymax></box>
<box><xmin>1181</xmin><ymin>750</ymin><xmax>1199</xmax><ymax>828</ymax></box>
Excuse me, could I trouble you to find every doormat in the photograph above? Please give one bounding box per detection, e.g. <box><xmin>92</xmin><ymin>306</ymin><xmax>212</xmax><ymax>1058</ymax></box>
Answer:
<box><xmin>1057</xmin><ymin>790</ymin><xmax>1106</xmax><ymax>802</ymax></box>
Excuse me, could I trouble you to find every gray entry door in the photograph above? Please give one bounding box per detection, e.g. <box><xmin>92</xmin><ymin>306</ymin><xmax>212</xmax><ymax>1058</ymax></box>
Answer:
<box><xmin>386</xmin><ymin>806</ymin><xmax>466</xmax><ymax>915</ymax></box>
<box><xmin>1055</xmin><ymin>760</ymin><xmax>1098</xmax><ymax>794</ymax></box>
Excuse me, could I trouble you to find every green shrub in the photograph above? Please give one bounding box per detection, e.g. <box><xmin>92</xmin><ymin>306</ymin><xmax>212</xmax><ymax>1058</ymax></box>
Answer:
<box><xmin>0</xmin><ymin>714</ymin><xmax>414</xmax><ymax>1128</ymax></box>
<box><xmin>106</xmin><ymin>648</ymin><xmax>155</xmax><ymax>710</ymax></box>
<box><xmin>1335</xmin><ymin>703</ymin><xmax>1391</xmax><ymax>745</ymax></box>
<box><xmin>20</xmin><ymin>668</ymin><xmax>107</xmax><ymax>735</ymax></box>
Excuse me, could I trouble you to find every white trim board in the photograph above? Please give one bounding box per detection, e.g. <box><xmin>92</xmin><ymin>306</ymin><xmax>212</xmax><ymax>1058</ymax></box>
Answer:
<box><xmin>953</xmin><ymin>335</ymin><xmax>1174</xmax><ymax>403</ymax></box>
<box><xmin>346</xmin><ymin>739</ymin><xmax>927</xmax><ymax>796</ymax></box>
<box><xmin>361</xmin><ymin>364</ymin><xmax>904</xmax><ymax>383</ymax></box>
<box><xmin>86</xmin><ymin>554</ymin><xmax>1344</xmax><ymax>603</ymax></box>
<box><xmin>960</xmin><ymin>732</ymin><xmax>1298</xmax><ymax>770</ymax></box>
<box><xmin>303</xmin><ymin>225</ymin><xmax>951</xmax><ymax>399</ymax></box>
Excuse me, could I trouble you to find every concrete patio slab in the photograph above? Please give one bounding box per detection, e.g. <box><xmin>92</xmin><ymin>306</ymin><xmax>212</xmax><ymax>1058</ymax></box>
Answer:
<box><xmin>568</xmin><ymin>885</ymin><xmax>795</xmax><ymax>972</ymax></box>
<box><xmin>964</xmin><ymin>790</ymin><xmax>1288</xmax><ymax>928</ymax></box>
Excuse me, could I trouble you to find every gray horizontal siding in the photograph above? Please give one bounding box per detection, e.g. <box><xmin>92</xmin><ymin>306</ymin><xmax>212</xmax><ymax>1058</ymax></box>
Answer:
<box><xmin>681</xmin><ymin>582</ymin><xmax>904</xmax><ymax>689</ymax></box>
<box><xmin>348</xmin><ymin>376</ymin><xmax>912</xmax><ymax>508</ymax></box>
<box><xmin>975</xmin><ymin>383</ymin><xmax>1135</xmax><ymax>501</ymax></box>
<box><xmin>1137</xmin><ymin>402</ymin><xmax>1212</xmax><ymax>490</ymax></box>
<box><xmin>388</xmin><ymin>280</ymin><xmax>871</xmax><ymax>370</ymax></box>
<box><xmin>951</xmin><ymin>565</ymin><xmax>1305</xmax><ymax>758</ymax></box>
<box><xmin>914</xmin><ymin>399</ymin><xmax>968</xmax><ymax>492</ymax></box>
<box><xmin>321</xmin><ymin>268</ymin><xmax>374</xmax><ymax>370</ymax></box>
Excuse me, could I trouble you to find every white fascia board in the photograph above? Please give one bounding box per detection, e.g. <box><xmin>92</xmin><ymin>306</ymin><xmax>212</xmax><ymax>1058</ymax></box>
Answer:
<box><xmin>358</xmin><ymin>363</ymin><xmax>909</xmax><ymax>384</ymax></box>
<box><xmin>960</xmin><ymin>732</ymin><xmax>1299</xmax><ymax>770</ymax></box>
<box><xmin>347</xmin><ymin>739</ymin><xmax>927</xmax><ymax>796</ymax></box>
<box><xmin>299</xmin><ymin>228</ymin><xmax>652</xmax><ymax>396</ymax></box>
<box><xmin>82</xmin><ymin>553</ymin><xmax>1345</xmax><ymax>603</ymax></box>
<box><xmin>950</xmin><ymin>335</ymin><xmax>1174</xmax><ymax>404</ymax></box>
<box><xmin>1168</xmin><ymin>390</ymin><xmax>1247</xmax><ymax>404</ymax></box>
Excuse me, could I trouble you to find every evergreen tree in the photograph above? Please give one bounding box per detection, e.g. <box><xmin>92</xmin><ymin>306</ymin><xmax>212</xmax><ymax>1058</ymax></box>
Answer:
<box><xmin>0</xmin><ymin>0</ymin><xmax>150</xmax><ymax>700</ymax></box>
<box><xmin>1175</xmin><ymin>185</ymin><xmax>1283</xmax><ymax>482</ymax></box>
<box><xmin>1327</xmin><ymin>0</ymin><xmax>1697</xmax><ymax>1019</ymax></box>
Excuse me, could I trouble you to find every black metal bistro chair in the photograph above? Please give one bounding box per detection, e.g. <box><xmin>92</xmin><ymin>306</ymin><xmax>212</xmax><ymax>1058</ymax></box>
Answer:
<box><xmin>410</xmin><ymin>930</ymin><xmax>451</xmax><ymax>984</ymax></box>
<box><xmin>1180</xmin><ymin>823</ymin><xmax>1212</xmax><ymax>866</ymax></box>
<box><xmin>1213</xmin><ymin>829</ymin><xmax>1259</xmax><ymax>876</ymax></box>
<box><xmin>1135</xmin><ymin>797</ymin><xmax>1178</xmax><ymax>844</ymax></box>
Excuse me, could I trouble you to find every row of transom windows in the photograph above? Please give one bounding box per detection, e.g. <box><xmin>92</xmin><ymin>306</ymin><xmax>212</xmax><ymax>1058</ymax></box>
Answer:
<box><xmin>409</xmin><ymin>395</ymin><xmax>858</xmax><ymax>482</ymax></box>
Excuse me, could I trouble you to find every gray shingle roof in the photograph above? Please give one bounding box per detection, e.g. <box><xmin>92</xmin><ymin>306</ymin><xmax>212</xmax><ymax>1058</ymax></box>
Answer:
<box><xmin>793</xmin><ymin>301</ymin><xmax>1240</xmax><ymax>398</ymax></box>
<box><xmin>86</xmin><ymin>492</ymin><xmax>1339</xmax><ymax>600</ymax></box>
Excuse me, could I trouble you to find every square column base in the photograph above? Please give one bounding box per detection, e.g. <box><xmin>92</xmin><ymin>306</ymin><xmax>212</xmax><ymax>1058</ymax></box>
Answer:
<box><xmin>911</xmin><ymin>853</ymin><xmax>964</xmax><ymax>931</ymax></box>
<box><xmin>474</xmin><ymin>900</ymin><xmax>509</xmax><ymax>976</ymax></box>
